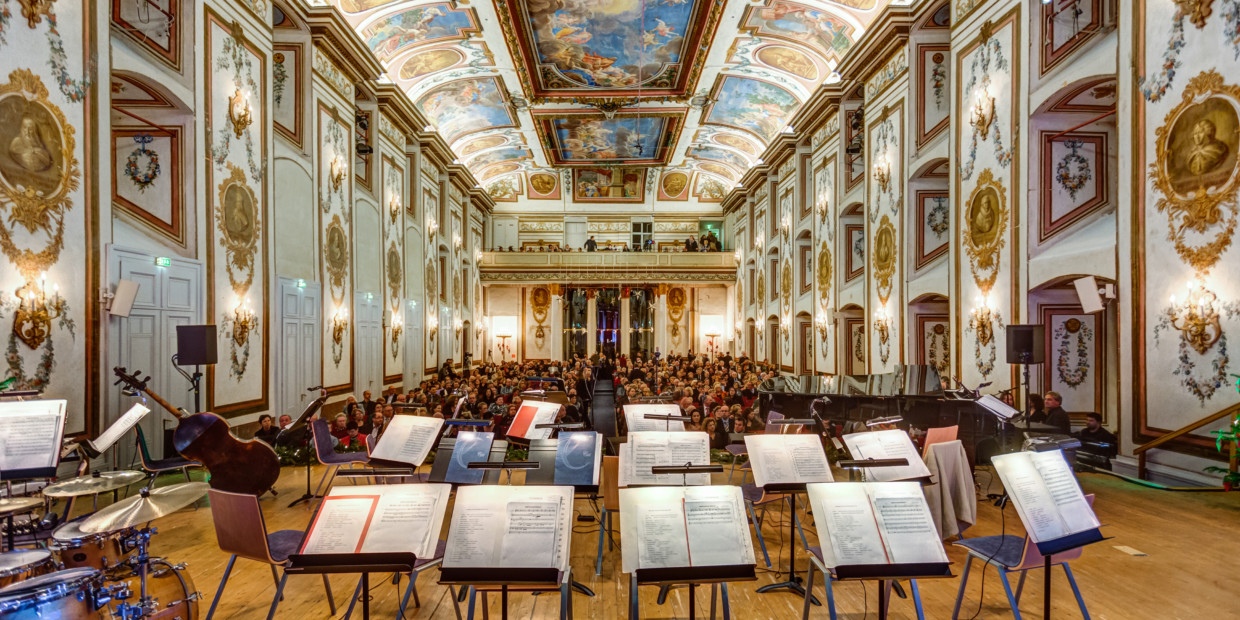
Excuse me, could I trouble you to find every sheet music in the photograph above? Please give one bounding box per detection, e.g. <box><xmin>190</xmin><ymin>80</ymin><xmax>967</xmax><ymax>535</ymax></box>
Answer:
<box><xmin>300</xmin><ymin>496</ymin><xmax>378</xmax><ymax>554</ymax></box>
<box><xmin>842</xmin><ymin>429</ymin><xmax>932</xmax><ymax>482</ymax></box>
<box><xmin>91</xmin><ymin>404</ymin><xmax>149</xmax><ymax>454</ymax></box>
<box><xmin>625</xmin><ymin>432</ymin><xmax>710</xmax><ymax>486</ymax></box>
<box><xmin>869</xmin><ymin>483</ymin><xmax>949</xmax><ymax>564</ymax></box>
<box><xmin>992</xmin><ymin>452</ymin><xmax>1070</xmax><ymax>542</ymax></box>
<box><xmin>636</xmin><ymin>502</ymin><xmax>690</xmax><ymax>569</ymax></box>
<box><xmin>745</xmin><ymin>434</ymin><xmax>833</xmax><ymax>488</ymax></box>
<box><xmin>808</xmin><ymin>483</ymin><xmax>888</xmax><ymax>567</ymax></box>
<box><xmin>623</xmin><ymin>404</ymin><xmax>685</xmax><ymax>433</ymax></box>
<box><xmin>444</xmin><ymin>486</ymin><xmax>573</xmax><ymax>571</ymax></box>
<box><xmin>499</xmin><ymin>500</ymin><xmax>560</xmax><ymax>567</ymax></box>
<box><xmin>1030</xmin><ymin>451</ymin><xmax>1099</xmax><ymax>535</ymax></box>
<box><xmin>370</xmin><ymin>415</ymin><xmax>444</xmax><ymax>466</ymax></box>
<box><xmin>684</xmin><ymin>486</ymin><xmax>754</xmax><ymax>567</ymax></box>
<box><xmin>0</xmin><ymin>400</ymin><xmax>66</xmax><ymax>472</ymax></box>
<box><xmin>443</xmin><ymin>505</ymin><xmax>498</xmax><ymax>567</ymax></box>
<box><xmin>507</xmin><ymin>401</ymin><xmax>560</xmax><ymax>440</ymax></box>
<box><xmin>977</xmin><ymin>394</ymin><xmax>1020</xmax><ymax>420</ymax></box>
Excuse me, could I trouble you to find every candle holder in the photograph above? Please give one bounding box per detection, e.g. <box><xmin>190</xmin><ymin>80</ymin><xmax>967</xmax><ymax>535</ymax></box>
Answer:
<box><xmin>12</xmin><ymin>273</ymin><xmax>65</xmax><ymax>350</ymax></box>
<box><xmin>1168</xmin><ymin>279</ymin><xmax>1223</xmax><ymax>355</ymax></box>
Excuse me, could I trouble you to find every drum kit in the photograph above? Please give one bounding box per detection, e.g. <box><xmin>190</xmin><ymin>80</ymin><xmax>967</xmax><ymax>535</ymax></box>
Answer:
<box><xmin>0</xmin><ymin>472</ymin><xmax>207</xmax><ymax>619</ymax></box>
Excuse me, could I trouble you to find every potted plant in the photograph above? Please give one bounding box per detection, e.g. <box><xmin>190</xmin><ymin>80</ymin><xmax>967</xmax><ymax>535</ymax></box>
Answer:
<box><xmin>1205</xmin><ymin>374</ymin><xmax>1240</xmax><ymax>491</ymax></box>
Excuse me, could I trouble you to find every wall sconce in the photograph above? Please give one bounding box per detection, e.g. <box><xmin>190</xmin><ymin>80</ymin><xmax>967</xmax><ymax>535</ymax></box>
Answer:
<box><xmin>390</xmin><ymin>312</ymin><xmax>404</xmax><ymax>350</ymax></box>
<box><xmin>1168</xmin><ymin>279</ymin><xmax>1223</xmax><ymax>355</ymax></box>
<box><xmin>452</xmin><ymin>234</ymin><xmax>463</xmax><ymax>251</ymax></box>
<box><xmin>475</xmin><ymin>249</ymin><xmax>483</xmax><ymax>263</ymax></box>
<box><xmin>780</xmin><ymin>312</ymin><xmax>791</xmax><ymax>341</ymax></box>
<box><xmin>426</xmin><ymin>216</ymin><xmax>438</xmax><ymax>239</ymax></box>
<box><xmin>780</xmin><ymin>214</ymin><xmax>791</xmax><ymax>242</ymax></box>
<box><xmin>453</xmin><ymin>317</ymin><xmax>464</xmax><ymax>337</ymax></box>
<box><xmin>815</xmin><ymin>311</ymin><xmax>831</xmax><ymax>356</ymax></box>
<box><xmin>227</xmin><ymin>89</ymin><xmax>253</xmax><ymax>139</ymax></box>
<box><xmin>873</xmin><ymin>306</ymin><xmax>891</xmax><ymax>364</ymax></box>
<box><xmin>970</xmin><ymin>86</ymin><xmax>996</xmax><ymax>140</ymax></box>
<box><xmin>427</xmin><ymin>314</ymin><xmax>438</xmax><ymax>342</ymax></box>
<box><xmin>734</xmin><ymin>249</ymin><xmax>742</xmax><ymax>261</ymax></box>
<box><xmin>331</xmin><ymin>306</ymin><xmax>348</xmax><ymax>347</ymax></box>
<box><xmin>816</xmin><ymin>196</ymin><xmax>830</xmax><ymax>223</ymax></box>
<box><xmin>11</xmin><ymin>272</ymin><xmax>65</xmax><ymax>350</ymax></box>
<box><xmin>232</xmin><ymin>297</ymin><xmax>257</xmax><ymax>346</ymax></box>
<box><xmin>388</xmin><ymin>193</ymin><xmax>401</xmax><ymax>224</ymax></box>
<box><xmin>873</xmin><ymin>155</ymin><xmax>892</xmax><ymax>193</ymax></box>
<box><xmin>329</xmin><ymin>156</ymin><xmax>346</xmax><ymax>192</ymax></box>
<box><xmin>754</xmin><ymin>232</ymin><xmax>764</xmax><ymax>250</ymax></box>
<box><xmin>734</xmin><ymin>319</ymin><xmax>743</xmax><ymax>338</ymax></box>
<box><xmin>969</xmin><ymin>294</ymin><xmax>995</xmax><ymax>347</ymax></box>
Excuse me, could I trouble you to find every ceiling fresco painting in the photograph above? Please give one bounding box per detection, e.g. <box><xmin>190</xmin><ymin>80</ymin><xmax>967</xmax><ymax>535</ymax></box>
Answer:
<box><xmin>331</xmin><ymin>0</ymin><xmax>884</xmax><ymax>195</ymax></box>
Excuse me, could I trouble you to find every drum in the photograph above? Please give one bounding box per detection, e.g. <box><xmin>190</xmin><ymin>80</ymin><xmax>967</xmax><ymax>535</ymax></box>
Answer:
<box><xmin>102</xmin><ymin>559</ymin><xmax>199</xmax><ymax>620</ymax></box>
<box><xmin>51</xmin><ymin>520</ymin><xmax>133</xmax><ymax>573</ymax></box>
<box><xmin>0</xmin><ymin>549</ymin><xmax>54</xmax><ymax>588</ymax></box>
<box><xmin>0</xmin><ymin>567</ymin><xmax>102</xmax><ymax>619</ymax></box>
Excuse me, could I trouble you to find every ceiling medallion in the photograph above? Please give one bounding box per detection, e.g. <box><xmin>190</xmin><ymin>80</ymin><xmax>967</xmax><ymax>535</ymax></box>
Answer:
<box><xmin>573</xmin><ymin>97</ymin><xmax>638</xmax><ymax>119</ymax></box>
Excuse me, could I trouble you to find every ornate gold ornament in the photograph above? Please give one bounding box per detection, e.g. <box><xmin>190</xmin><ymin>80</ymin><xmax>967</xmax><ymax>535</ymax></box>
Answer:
<box><xmin>1149</xmin><ymin>69</ymin><xmax>1240</xmax><ymax>275</ymax></box>
<box><xmin>386</xmin><ymin>242</ymin><xmax>402</xmax><ymax>305</ymax></box>
<box><xmin>1174</xmin><ymin>0</ymin><xmax>1215</xmax><ymax>29</ymax></box>
<box><xmin>215</xmin><ymin>163</ymin><xmax>260</xmax><ymax>296</ymax></box>
<box><xmin>0</xmin><ymin>69</ymin><xmax>81</xmax><ymax>281</ymax></box>
<box><xmin>668</xmin><ymin>287</ymin><xmax>687</xmax><ymax>338</ymax></box>
<box><xmin>873</xmin><ymin>306</ymin><xmax>892</xmax><ymax>365</ymax></box>
<box><xmin>756</xmin><ymin>270</ymin><xmax>765</xmax><ymax>303</ymax></box>
<box><xmin>873</xmin><ymin>156</ymin><xmax>892</xmax><ymax>194</ymax></box>
<box><xmin>12</xmin><ymin>275</ymin><xmax>64</xmax><ymax>350</ymax></box>
<box><xmin>424</xmin><ymin>258</ymin><xmax>437</xmax><ymax>302</ymax></box>
<box><xmin>1167</xmin><ymin>279</ymin><xmax>1223</xmax><ymax>354</ymax></box>
<box><xmin>324</xmin><ymin>215</ymin><xmax>349</xmax><ymax>305</ymax></box>
<box><xmin>969</xmin><ymin>295</ymin><xmax>996</xmax><ymax>347</ymax></box>
<box><xmin>329</xmin><ymin>156</ymin><xmax>346</xmax><ymax>193</ymax></box>
<box><xmin>531</xmin><ymin>286</ymin><xmax>551</xmax><ymax>343</ymax></box>
<box><xmin>231</xmin><ymin>298</ymin><xmax>257</xmax><ymax>347</ymax></box>
<box><xmin>227</xmin><ymin>89</ymin><xmax>253</xmax><ymax>140</ymax></box>
<box><xmin>969</xmin><ymin>86</ymin><xmax>996</xmax><ymax>141</ymax></box>
<box><xmin>17</xmin><ymin>0</ymin><xmax>53</xmax><ymax>28</ymax></box>
<box><xmin>389</xmin><ymin>312</ymin><xmax>403</xmax><ymax>356</ymax></box>
<box><xmin>872</xmin><ymin>215</ymin><xmax>897</xmax><ymax>304</ymax></box>
<box><xmin>780</xmin><ymin>259</ymin><xmax>793</xmax><ymax>308</ymax></box>
<box><xmin>963</xmin><ymin>169</ymin><xmax>1009</xmax><ymax>293</ymax></box>
<box><xmin>331</xmin><ymin>306</ymin><xmax>348</xmax><ymax>348</ymax></box>
<box><xmin>453</xmin><ymin>271</ymin><xmax>462</xmax><ymax>308</ymax></box>
<box><xmin>817</xmin><ymin>241</ymin><xmax>832</xmax><ymax>304</ymax></box>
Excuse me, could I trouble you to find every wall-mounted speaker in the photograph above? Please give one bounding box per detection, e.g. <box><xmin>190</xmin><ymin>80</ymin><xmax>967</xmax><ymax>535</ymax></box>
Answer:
<box><xmin>1074</xmin><ymin>276</ymin><xmax>1105</xmax><ymax>314</ymax></box>
<box><xmin>176</xmin><ymin>325</ymin><xmax>218</xmax><ymax>366</ymax></box>
<box><xmin>1006</xmin><ymin>324</ymin><xmax>1045</xmax><ymax>364</ymax></box>
<box><xmin>109</xmin><ymin>280</ymin><xmax>139</xmax><ymax>318</ymax></box>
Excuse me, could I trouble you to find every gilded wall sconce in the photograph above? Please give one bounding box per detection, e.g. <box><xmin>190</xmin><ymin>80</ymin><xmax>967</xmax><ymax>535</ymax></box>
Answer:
<box><xmin>453</xmin><ymin>316</ymin><xmax>464</xmax><ymax>337</ymax></box>
<box><xmin>388</xmin><ymin>193</ymin><xmax>401</xmax><ymax>225</ymax></box>
<box><xmin>780</xmin><ymin>312</ymin><xmax>791</xmax><ymax>341</ymax></box>
<box><xmin>753</xmin><ymin>232</ymin><xmax>764</xmax><ymax>251</ymax></box>
<box><xmin>227</xmin><ymin>89</ymin><xmax>253</xmax><ymax>139</ymax></box>
<box><xmin>390</xmin><ymin>312</ymin><xmax>404</xmax><ymax>351</ymax></box>
<box><xmin>331</xmin><ymin>307</ymin><xmax>348</xmax><ymax>347</ymax></box>
<box><xmin>329</xmin><ymin>157</ymin><xmax>346</xmax><ymax>192</ymax></box>
<box><xmin>11</xmin><ymin>273</ymin><xmax>65</xmax><ymax>350</ymax></box>
<box><xmin>1168</xmin><ymin>279</ymin><xmax>1223</xmax><ymax>355</ymax></box>
<box><xmin>874</xmin><ymin>156</ymin><xmax>892</xmax><ymax>193</ymax></box>
<box><xmin>452</xmin><ymin>234</ymin><xmax>463</xmax><ymax>251</ymax></box>
<box><xmin>873</xmin><ymin>306</ymin><xmax>891</xmax><ymax>364</ymax></box>
<box><xmin>426</xmin><ymin>216</ymin><xmax>439</xmax><ymax>239</ymax></box>
<box><xmin>232</xmin><ymin>298</ymin><xmax>257</xmax><ymax>346</ymax></box>
<box><xmin>816</xmin><ymin>311</ymin><xmax>832</xmax><ymax>357</ymax></box>
<box><xmin>969</xmin><ymin>295</ymin><xmax>995</xmax><ymax>347</ymax></box>
<box><xmin>970</xmin><ymin>87</ymin><xmax>996</xmax><ymax>140</ymax></box>
<box><xmin>780</xmin><ymin>214</ymin><xmax>791</xmax><ymax>243</ymax></box>
<box><xmin>426</xmin><ymin>314</ymin><xmax>439</xmax><ymax>342</ymax></box>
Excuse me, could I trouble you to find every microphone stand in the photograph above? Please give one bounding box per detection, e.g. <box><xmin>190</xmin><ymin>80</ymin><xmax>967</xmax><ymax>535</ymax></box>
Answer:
<box><xmin>171</xmin><ymin>354</ymin><xmax>202</xmax><ymax>413</ymax></box>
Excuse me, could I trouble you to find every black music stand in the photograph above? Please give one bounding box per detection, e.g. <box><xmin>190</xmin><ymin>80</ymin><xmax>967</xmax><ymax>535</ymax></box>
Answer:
<box><xmin>281</xmin><ymin>390</ymin><xmax>327</xmax><ymax>507</ymax></box>
<box><xmin>1030</xmin><ymin>529</ymin><xmax>1106</xmax><ymax>620</ymax></box>
<box><xmin>752</xmin><ymin>482</ymin><xmax>819</xmax><ymax>603</ymax></box>
<box><xmin>439</xmin><ymin>567</ymin><xmax>569</xmax><ymax>620</ymax></box>
<box><xmin>285</xmin><ymin>552</ymin><xmax>419</xmax><ymax>620</ymax></box>
<box><xmin>829</xmin><ymin>562</ymin><xmax>954</xmax><ymax>620</ymax></box>
<box><xmin>427</xmin><ymin>438</ymin><xmax>509</xmax><ymax>486</ymax></box>
<box><xmin>630</xmin><ymin>565</ymin><xmax>756</xmax><ymax>620</ymax></box>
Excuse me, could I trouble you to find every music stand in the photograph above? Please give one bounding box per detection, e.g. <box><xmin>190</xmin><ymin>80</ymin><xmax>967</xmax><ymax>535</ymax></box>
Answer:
<box><xmin>282</xmin><ymin>389</ymin><xmax>327</xmax><ymax>507</ymax></box>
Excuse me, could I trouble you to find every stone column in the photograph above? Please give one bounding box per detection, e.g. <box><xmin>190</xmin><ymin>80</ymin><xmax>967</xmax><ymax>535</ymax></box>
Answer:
<box><xmin>550</xmin><ymin>284</ymin><xmax>564</xmax><ymax>361</ymax></box>
<box><xmin>586</xmin><ymin>288</ymin><xmax>598</xmax><ymax>357</ymax></box>
<box><xmin>620</xmin><ymin>288</ymin><xmax>631</xmax><ymax>359</ymax></box>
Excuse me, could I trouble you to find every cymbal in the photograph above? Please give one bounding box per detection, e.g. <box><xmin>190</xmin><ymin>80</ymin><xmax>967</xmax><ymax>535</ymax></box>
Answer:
<box><xmin>79</xmin><ymin>482</ymin><xmax>208</xmax><ymax>534</ymax></box>
<box><xmin>0</xmin><ymin>497</ymin><xmax>42</xmax><ymax>517</ymax></box>
<box><xmin>42</xmin><ymin>470</ymin><xmax>146</xmax><ymax>498</ymax></box>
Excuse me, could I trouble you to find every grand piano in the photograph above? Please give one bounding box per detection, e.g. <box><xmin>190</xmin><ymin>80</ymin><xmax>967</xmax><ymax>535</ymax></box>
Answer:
<box><xmin>759</xmin><ymin>365</ymin><xmax>1009</xmax><ymax>466</ymax></box>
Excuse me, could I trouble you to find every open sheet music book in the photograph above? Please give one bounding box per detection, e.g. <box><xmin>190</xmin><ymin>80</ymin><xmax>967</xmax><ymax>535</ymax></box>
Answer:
<box><xmin>991</xmin><ymin>450</ymin><xmax>1100</xmax><ymax>544</ymax></box>
<box><xmin>0</xmin><ymin>399</ymin><xmax>67</xmax><ymax>473</ymax></box>
<box><xmin>744</xmin><ymin>434</ymin><xmax>833</xmax><ymax>488</ymax></box>
<box><xmin>977</xmin><ymin>395</ymin><xmax>1020</xmax><ymax>420</ymax></box>
<box><xmin>619</xmin><ymin>486</ymin><xmax>756</xmax><ymax>574</ymax></box>
<box><xmin>623</xmin><ymin>404</ymin><xmax>685</xmax><ymax>433</ymax></box>
<box><xmin>299</xmin><ymin>483</ymin><xmax>451</xmax><ymax>558</ymax></box>
<box><xmin>369</xmin><ymin>415</ymin><xmax>444</xmax><ymax>467</ymax></box>
<box><xmin>806</xmin><ymin>482</ymin><xmax>950</xmax><ymax>568</ymax></box>
<box><xmin>89</xmin><ymin>403</ymin><xmax>150</xmax><ymax>455</ymax></box>
<box><xmin>442</xmin><ymin>485</ymin><xmax>574</xmax><ymax>572</ymax></box>
<box><xmin>554</xmin><ymin>431</ymin><xmax>603</xmax><ymax>486</ymax></box>
<box><xmin>618</xmin><ymin>431</ymin><xmax>711</xmax><ymax>487</ymax></box>
<box><xmin>507</xmin><ymin>400</ymin><xmax>561</xmax><ymax>440</ymax></box>
<box><xmin>842</xmin><ymin>429</ymin><xmax>932</xmax><ymax>482</ymax></box>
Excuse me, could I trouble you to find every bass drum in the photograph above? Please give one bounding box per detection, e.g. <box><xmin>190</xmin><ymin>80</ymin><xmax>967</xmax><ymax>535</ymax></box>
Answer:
<box><xmin>102</xmin><ymin>559</ymin><xmax>199</xmax><ymax>620</ymax></box>
<box><xmin>0</xmin><ymin>567</ymin><xmax>102</xmax><ymax>619</ymax></box>
<box><xmin>0</xmin><ymin>549</ymin><xmax>55</xmax><ymax>588</ymax></box>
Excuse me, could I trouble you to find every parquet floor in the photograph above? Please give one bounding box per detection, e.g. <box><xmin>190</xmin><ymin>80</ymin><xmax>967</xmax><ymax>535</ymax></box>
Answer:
<box><xmin>48</xmin><ymin>464</ymin><xmax>1240</xmax><ymax>619</ymax></box>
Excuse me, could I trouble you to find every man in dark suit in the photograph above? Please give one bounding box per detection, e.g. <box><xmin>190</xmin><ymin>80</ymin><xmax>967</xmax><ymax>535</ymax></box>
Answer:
<box><xmin>1042</xmin><ymin>391</ymin><xmax>1071</xmax><ymax>434</ymax></box>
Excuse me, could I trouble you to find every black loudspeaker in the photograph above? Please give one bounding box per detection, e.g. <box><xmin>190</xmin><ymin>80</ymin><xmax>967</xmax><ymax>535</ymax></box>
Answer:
<box><xmin>176</xmin><ymin>325</ymin><xmax>218</xmax><ymax>366</ymax></box>
<box><xmin>1006</xmin><ymin>324</ymin><xmax>1045</xmax><ymax>364</ymax></box>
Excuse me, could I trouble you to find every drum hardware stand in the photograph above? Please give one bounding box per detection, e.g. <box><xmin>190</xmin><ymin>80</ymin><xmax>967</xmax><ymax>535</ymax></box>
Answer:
<box><xmin>109</xmin><ymin>527</ymin><xmax>206</xmax><ymax>620</ymax></box>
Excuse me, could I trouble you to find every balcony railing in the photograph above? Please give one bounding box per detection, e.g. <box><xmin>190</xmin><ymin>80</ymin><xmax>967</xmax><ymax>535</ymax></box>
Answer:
<box><xmin>478</xmin><ymin>251</ymin><xmax>738</xmax><ymax>283</ymax></box>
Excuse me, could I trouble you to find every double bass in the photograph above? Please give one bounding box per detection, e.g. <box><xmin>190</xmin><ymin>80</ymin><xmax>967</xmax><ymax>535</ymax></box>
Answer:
<box><xmin>113</xmin><ymin>367</ymin><xmax>280</xmax><ymax>496</ymax></box>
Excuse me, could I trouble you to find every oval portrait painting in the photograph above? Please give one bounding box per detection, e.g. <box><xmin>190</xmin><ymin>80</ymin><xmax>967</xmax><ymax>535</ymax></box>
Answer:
<box><xmin>873</xmin><ymin>225</ymin><xmax>895</xmax><ymax>270</ymax></box>
<box><xmin>326</xmin><ymin>223</ymin><xmax>348</xmax><ymax>271</ymax></box>
<box><xmin>0</xmin><ymin>96</ymin><xmax>66</xmax><ymax>196</ymax></box>
<box><xmin>221</xmin><ymin>182</ymin><xmax>258</xmax><ymax>246</ymax></box>
<box><xmin>387</xmin><ymin>245</ymin><xmax>402</xmax><ymax>287</ymax></box>
<box><xmin>661</xmin><ymin>172</ymin><xmax>688</xmax><ymax>197</ymax></box>
<box><xmin>1164</xmin><ymin>96</ymin><xmax>1240</xmax><ymax>197</ymax></box>
<box><xmin>966</xmin><ymin>186</ymin><xmax>1002</xmax><ymax>248</ymax></box>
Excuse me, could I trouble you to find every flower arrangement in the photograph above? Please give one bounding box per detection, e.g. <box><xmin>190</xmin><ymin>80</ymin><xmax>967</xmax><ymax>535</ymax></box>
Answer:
<box><xmin>1204</xmin><ymin>374</ymin><xmax>1240</xmax><ymax>490</ymax></box>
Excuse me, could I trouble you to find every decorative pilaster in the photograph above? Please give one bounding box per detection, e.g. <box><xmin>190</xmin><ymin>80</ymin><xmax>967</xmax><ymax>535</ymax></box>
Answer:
<box><xmin>586</xmin><ymin>289</ymin><xmax>598</xmax><ymax>357</ymax></box>
<box><xmin>654</xmin><ymin>284</ymin><xmax>669</xmax><ymax>357</ymax></box>
<box><xmin>620</xmin><ymin>288</ymin><xmax>631</xmax><ymax>358</ymax></box>
<box><xmin>550</xmin><ymin>285</ymin><xmax>564</xmax><ymax>361</ymax></box>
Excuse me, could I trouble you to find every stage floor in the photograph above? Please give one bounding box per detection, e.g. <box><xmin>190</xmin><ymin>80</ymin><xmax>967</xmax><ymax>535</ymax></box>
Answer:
<box><xmin>62</xmin><ymin>464</ymin><xmax>1238</xmax><ymax>618</ymax></box>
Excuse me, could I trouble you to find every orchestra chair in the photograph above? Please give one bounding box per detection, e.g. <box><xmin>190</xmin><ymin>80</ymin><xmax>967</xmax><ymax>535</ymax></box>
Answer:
<box><xmin>204</xmin><ymin>489</ymin><xmax>337</xmax><ymax>620</ymax></box>
<box><xmin>950</xmin><ymin>494</ymin><xmax>1095</xmax><ymax>620</ymax></box>
<box><xmin>922</xmin><ymin>425</ymin><xmax>960</xmax><ymax>457</ymax></box>
<box><xmin>309</xmin><ymin>418</ymin><xmax>369</xmax><ymax>498</ymax></box>
<box><xmin>801</xmin><ymin>545</ymin><xmax>926</xmax><ymax>620</ymax></box>
<box><xmin>134</xmin><ymin>425</ymin><xmax>201</xmax><ymax>484</ymax></box>
<box><xmin>596</xmin><ymin>455</ymin><xmax>620</xmax><ymax>575</ymax></box>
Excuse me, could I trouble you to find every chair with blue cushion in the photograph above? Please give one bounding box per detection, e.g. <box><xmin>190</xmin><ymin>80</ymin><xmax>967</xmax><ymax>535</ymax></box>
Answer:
<box><xmin>134</xmin><ymin>425</ymin><xmax>201</xmax><ymax>484</ymax></box>
<box><xmin>310</xmin><ymin>418</ymin><xmax>370</xmax><ymax>498</ymax></box>
<box><xmin>949</xmin><ymin>494</ymin><xmax>1095</xmax><ymax>619</ymax></box>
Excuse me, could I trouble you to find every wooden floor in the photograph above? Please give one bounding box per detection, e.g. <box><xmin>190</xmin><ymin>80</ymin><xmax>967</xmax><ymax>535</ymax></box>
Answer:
<box><xmin>52</xmin><ymin>464</ymin><xmax>1239</xmax><ymax>619</ymax></box>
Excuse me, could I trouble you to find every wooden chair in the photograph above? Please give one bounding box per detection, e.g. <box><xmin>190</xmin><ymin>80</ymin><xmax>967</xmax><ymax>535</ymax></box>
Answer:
<box><xmin>596</xmin><ymin>455</ymin><xmax>620</xmax><ymax>575</ymax></box>
<box><xmin>134</xmin><ymin>425</ymin><xmax>200</xmax><ymax>484</ymax></box>
<box><xmin>205</xmin><ymin>489</ymin><xmax>336</xmax><ymax>620</ymax></box>
<box><xmin>922</xmin><ymin>425</ymin><xmax>960</xmax><ymax>457</ymax></box>
<box><xmin>309</xmin><ymin>419</ymin><xmax>369</xmax><ymax>498</ymax></box>
<box><xmin>950</xmin><ymin>494</ymin><xmax>1096</xmax><ymax>619</ymax></box>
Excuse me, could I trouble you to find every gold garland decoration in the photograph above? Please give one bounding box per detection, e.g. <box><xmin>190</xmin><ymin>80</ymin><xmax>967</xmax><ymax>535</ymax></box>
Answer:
<box><xmin>780</xmin><ymin>259</ymin><xmax>793</xmax><ymax>309</ymax></box>
<box><xmin>0</xmin><ymin>69</ymin><xmax>80</xmax><ymax>280</ymax></box>
<box><xmin>817</xmin><ymin>241</ymin><xmax>832</xmax><ymax>304</ymax></box>
<box><xmin>1149</xmin><ymin>69</ymin><xmax>1240</xmax><ymax>276</ymax></box>
<box><xmin>963</xmin><ymin>169</ymin><xmax>1009</xmax><ymax>293</ymax></box>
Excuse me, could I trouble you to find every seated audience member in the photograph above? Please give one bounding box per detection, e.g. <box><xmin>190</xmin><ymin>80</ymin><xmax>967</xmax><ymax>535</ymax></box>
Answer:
<box><xmin>330</xmin><ymin>413</ymin><xmax>350</xmax><ymax>440</ymax></box>
<box><xmin>253</xmin><ymin>414</ymin><xmax>281</xmax><ymax>445</ymax></box>
<box><xmin>1074</xmin><ymin>412</ymin><xmax>1118</xmax><ymax>468</ymax></box>
<box><xmin>687</xmin><ymin>409</ymin><xmax>704</xmax><ymax>432</ymax></box>
<box><xmin>704</xmin><ymin>418</ymin><xmax>728</xmax><ymax>450</ymax></box>
<box><xmin>278</xmin><ymin>414</ymin><xmax>293</xmax><ymax>429</ymax></box>
<box><xmin>1042</xmin><ymin>391</ymin><xmax>1072</xmax><ymax>434</ymax></box>
<box><xmin>339</xmin><ymin>422</ymin><xmax>367</xmax><ymax>450</ymax></box>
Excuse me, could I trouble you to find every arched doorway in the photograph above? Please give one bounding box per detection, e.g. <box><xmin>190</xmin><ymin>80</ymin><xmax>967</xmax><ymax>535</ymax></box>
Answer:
<box><xmin>596</xmin><ymin>288</ymin><xmax>620</xmax><ymax>358</ymax></box>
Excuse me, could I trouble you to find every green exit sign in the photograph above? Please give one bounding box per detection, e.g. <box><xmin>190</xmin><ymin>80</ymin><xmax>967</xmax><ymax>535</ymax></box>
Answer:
<box><xmin>296</xmin><ymin>279</ymin><xmax>306</xmax><ymax>288</ymax></box>
<box><xmin>154</xmin><ymin>257</ymin><xmax>171</xmax><ymax>267</ymax></box>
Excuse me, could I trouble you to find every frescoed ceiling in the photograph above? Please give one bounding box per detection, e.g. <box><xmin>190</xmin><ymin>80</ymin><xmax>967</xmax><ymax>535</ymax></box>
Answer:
<box><xmin>330</xmin><ymin>0</ymin><xmax>889</xmax><ymax>200</ymax></box>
